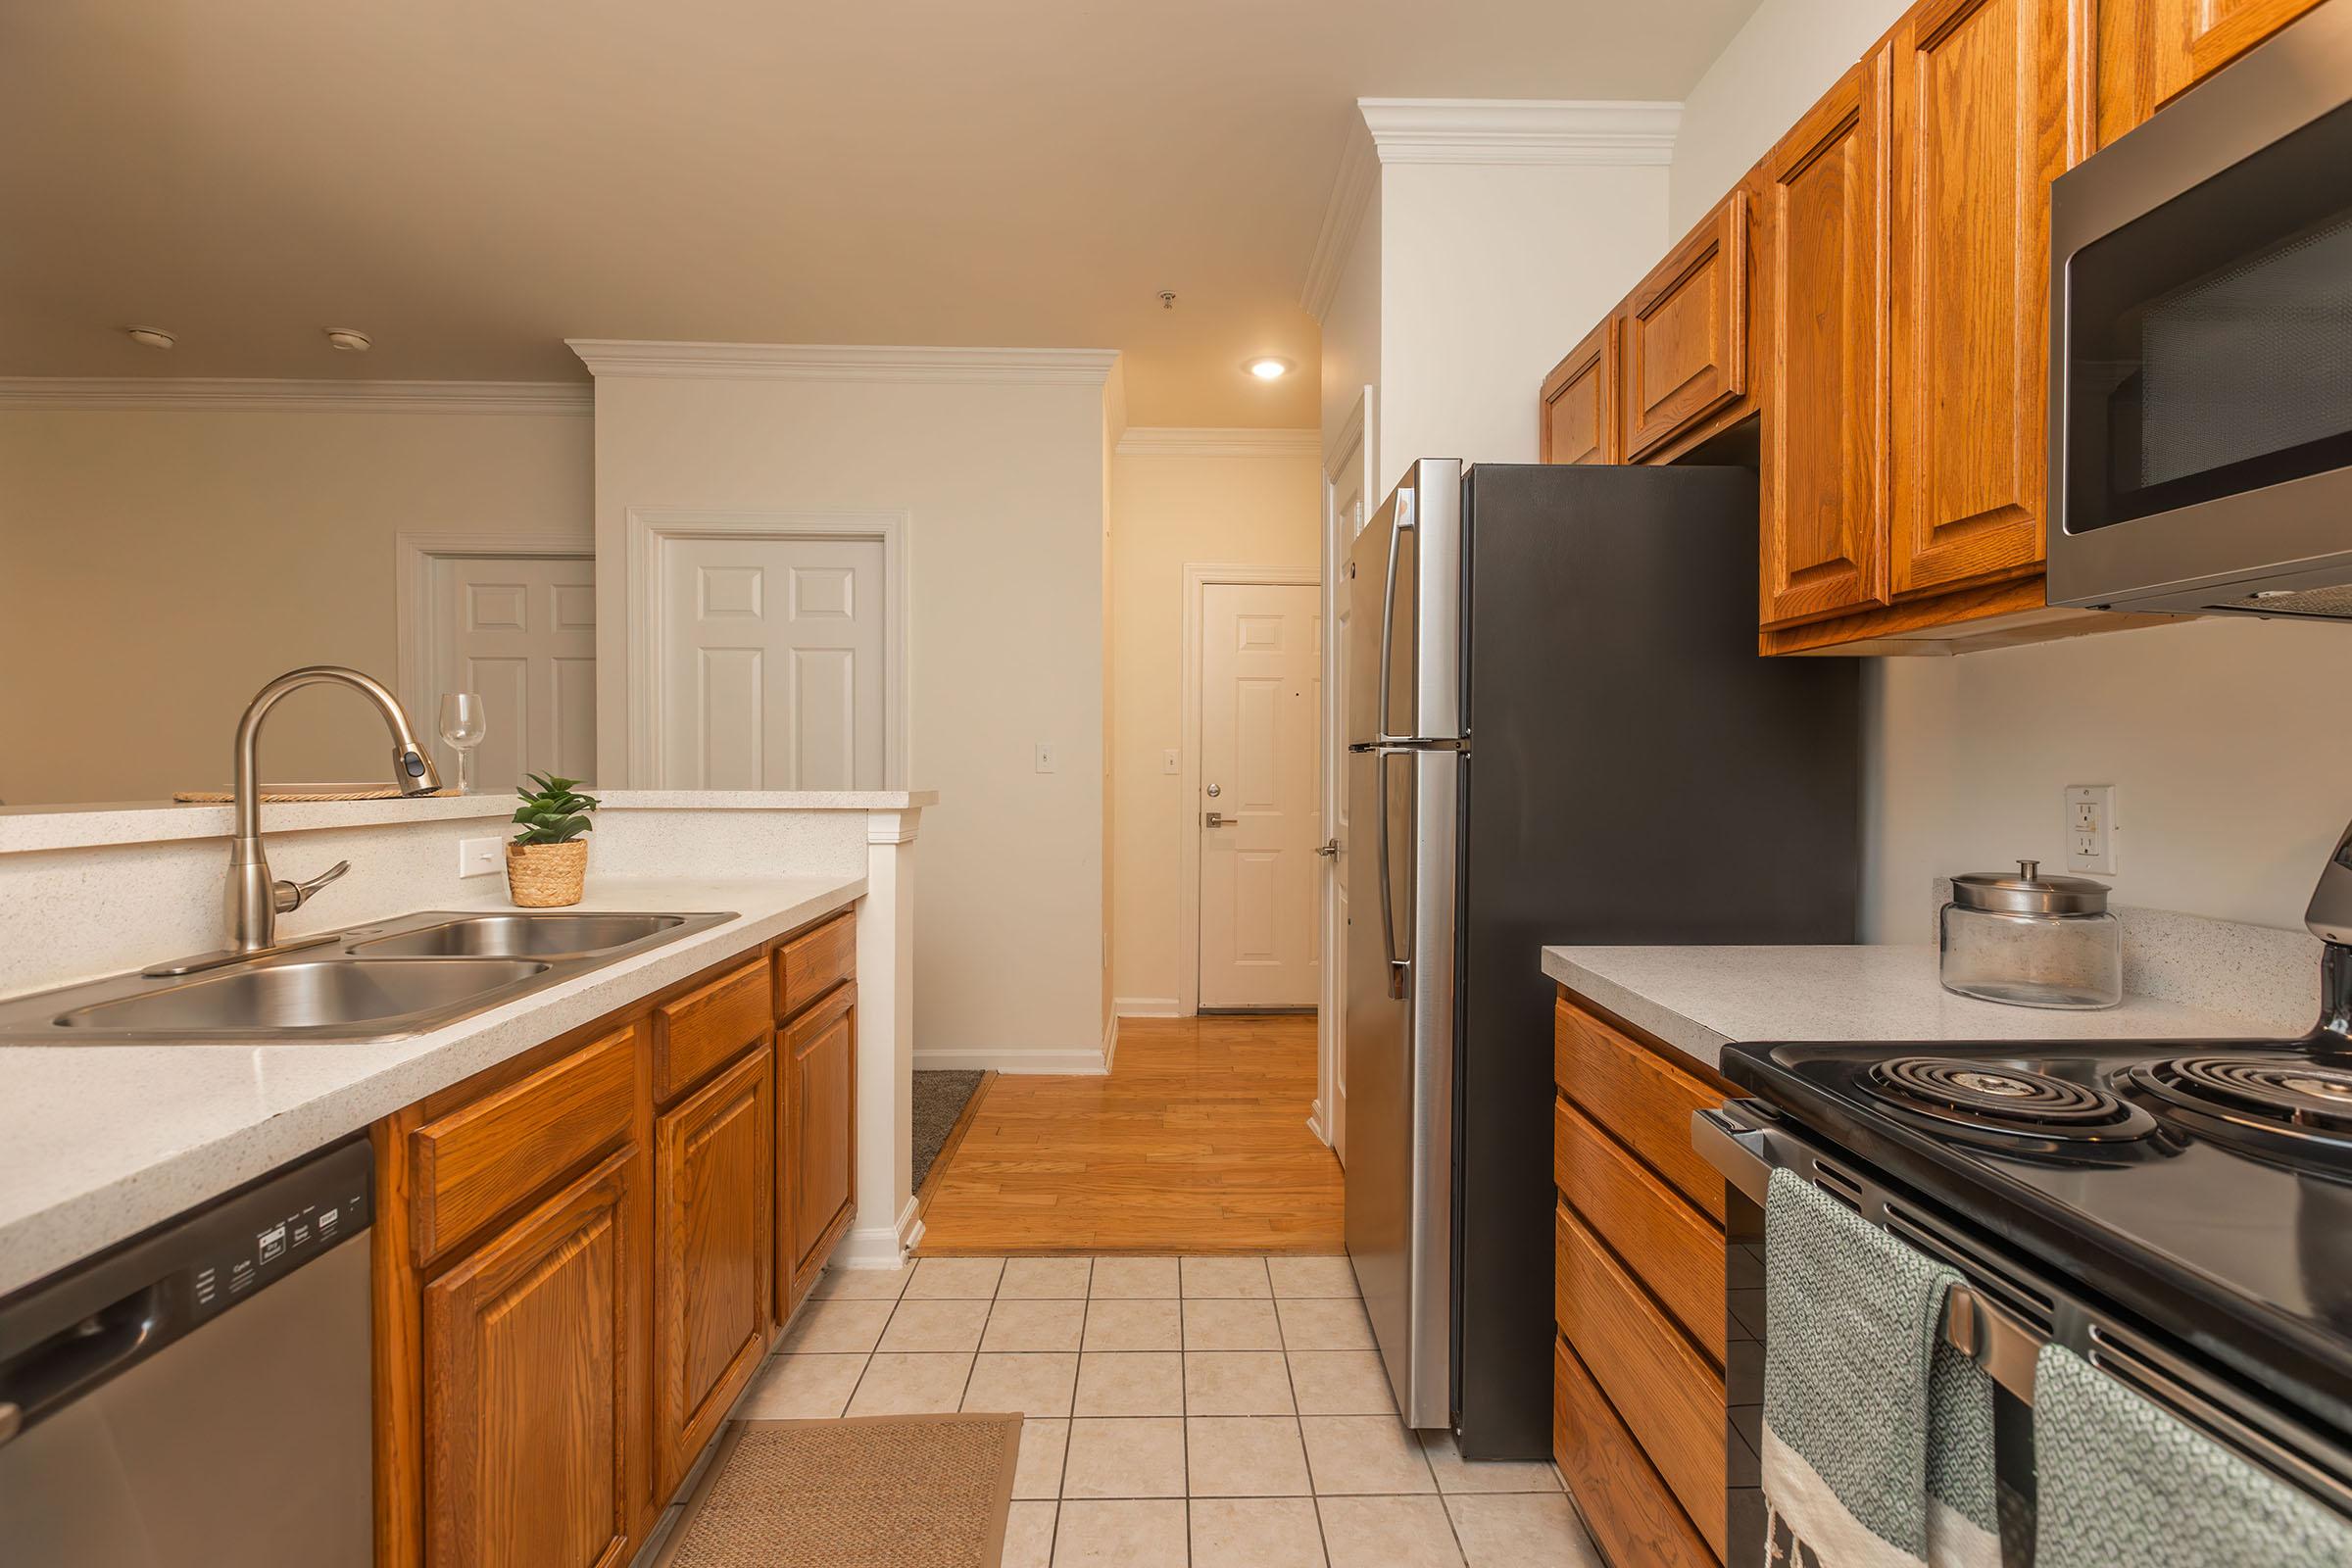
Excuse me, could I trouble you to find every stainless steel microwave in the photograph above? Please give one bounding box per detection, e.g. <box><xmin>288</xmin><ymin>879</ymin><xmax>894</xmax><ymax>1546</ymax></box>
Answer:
<box><xmin>2048</xmin><ymin>2</ymin><xmax>2352</xmax><ymax>620</ymax></box>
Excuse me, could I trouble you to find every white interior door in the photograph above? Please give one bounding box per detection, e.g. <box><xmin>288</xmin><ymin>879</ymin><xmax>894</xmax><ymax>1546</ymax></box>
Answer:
<box><xmin>1321</xmin><ymin>389</ymin><xmax>1373</xmax><ymax>1161</ymax></box>
<box><xmin>1199</xmin><ymin>582</ymin><xmax>1322</xmax><ymax>1010</ymax></box>
<box><xmin>427</xmin><ymin>554</ymin><xmax>598</xmax><ymax>790</ymax></box>
<box><xmin>657</xmin><ymin>535</ymin><xmax>887</xmax><ymax>789</ymax></box>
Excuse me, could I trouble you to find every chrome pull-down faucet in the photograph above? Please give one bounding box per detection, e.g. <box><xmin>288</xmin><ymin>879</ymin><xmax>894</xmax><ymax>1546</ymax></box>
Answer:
<box><xmin>147</xmin><ymin>666</ymin><xmax>442</xmax><ymax>976</ymax></box>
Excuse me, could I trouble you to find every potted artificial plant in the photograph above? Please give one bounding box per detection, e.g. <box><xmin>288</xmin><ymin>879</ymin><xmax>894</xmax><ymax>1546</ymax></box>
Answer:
<box><xmin>507</xmin><ymin>773</ymin><xmax>599</xmax><ymax>907</ymax></box>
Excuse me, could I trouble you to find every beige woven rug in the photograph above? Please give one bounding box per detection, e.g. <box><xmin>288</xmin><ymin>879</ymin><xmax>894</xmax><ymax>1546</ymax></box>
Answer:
<box><xmin>652</xmin><ymin>1413</ymin><xmax>1022</xmax><ymax>1568</ymax></box>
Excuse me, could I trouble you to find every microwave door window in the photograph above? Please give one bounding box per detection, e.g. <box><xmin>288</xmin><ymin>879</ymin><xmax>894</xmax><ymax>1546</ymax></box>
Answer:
<box><xmin>2067</xmin><ymin>100</ymin><xmax>2352</xmax><ymax>533</ymax></box>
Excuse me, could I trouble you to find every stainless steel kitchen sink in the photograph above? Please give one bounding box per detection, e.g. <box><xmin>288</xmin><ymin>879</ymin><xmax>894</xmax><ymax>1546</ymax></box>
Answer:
<box><xmin>0</xmin><ymin>908</ymin><xmax>737</xmax><ymax>1045</ymax></box>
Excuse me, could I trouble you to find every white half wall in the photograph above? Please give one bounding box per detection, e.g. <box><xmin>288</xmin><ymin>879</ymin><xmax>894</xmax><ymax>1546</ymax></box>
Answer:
<box><xmin>583</xmin><ymin>357</ymin><xmax>1113</xmax><ymax>1069</ymax></box>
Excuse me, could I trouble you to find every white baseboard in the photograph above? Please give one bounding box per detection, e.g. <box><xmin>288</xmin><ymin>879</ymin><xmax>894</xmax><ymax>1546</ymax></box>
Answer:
<box><xmin>834</xmin><ymin>1196</ymin><xmax>924</xmax><ymax>1269</ymax></box>
<box><xmin>1306</xmin><ymin>1098</ymin><xmax>1329</xmax><ymax>1146</ymax></box>
<box><xmin>913</xmin><ymin>1046</ymin><xmax>1108</xmax><ymax>1075</ymax></box>
<box><xmin>1111</xmin><ymin>996</ymin><xmax>1183</xmax><ymax>1017</ymax></box>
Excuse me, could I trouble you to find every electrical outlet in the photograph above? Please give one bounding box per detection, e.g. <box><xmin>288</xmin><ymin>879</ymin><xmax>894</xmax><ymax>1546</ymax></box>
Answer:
<box><xmin>2064</xmin><ymin>785</ymin><xmax>2117</xmax><ymax>874</ymax></box>
<box><xmin>1034</xmin><ymin>741</ymin><xmax>1057</xmax><ymax>774</ymax></box>
<box><xmin>458</xmin><ymin>835</ymin><xmax>503</xmax><ymax>878</ymax></box>
<box><xmin>1162</xmin><ymin>748</ymin><xmax>1180</xmax><ymax>775</ymax></box>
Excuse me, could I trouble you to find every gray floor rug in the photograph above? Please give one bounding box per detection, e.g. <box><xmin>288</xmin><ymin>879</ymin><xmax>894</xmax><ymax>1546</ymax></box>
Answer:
<box><xmin>912</xmin><ymin>1069</ymin><xmax>985</xmax><ymax>1192</ymax></box>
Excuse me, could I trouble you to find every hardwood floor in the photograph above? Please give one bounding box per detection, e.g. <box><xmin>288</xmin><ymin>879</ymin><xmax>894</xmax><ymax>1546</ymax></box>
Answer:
<box><xmin>914</xmin><ymin>1013</ymin><xmax>1345</xmax><ymax>1256</ymax></box>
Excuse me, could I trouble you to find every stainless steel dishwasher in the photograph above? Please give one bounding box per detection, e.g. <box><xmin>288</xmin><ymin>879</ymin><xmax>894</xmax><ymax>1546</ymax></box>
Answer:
<box><xmin>0</xmin><ymin>1137</ymin><xmax>373</xmax><ymax>1565</ymax></box>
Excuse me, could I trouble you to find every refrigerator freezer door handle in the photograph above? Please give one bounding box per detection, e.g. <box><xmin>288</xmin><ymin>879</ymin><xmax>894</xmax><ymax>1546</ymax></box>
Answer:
<box><xmin>1376</xmin><ymin>494</ymin><xmax>1415</xmax><ymax>747</ymax></box>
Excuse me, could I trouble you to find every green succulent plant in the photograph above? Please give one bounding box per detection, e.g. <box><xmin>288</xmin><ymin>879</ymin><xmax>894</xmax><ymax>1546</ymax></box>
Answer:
<box><xmin>512</xmin><ymin>773</ymin><xmax>600</xmax><ymax>845</ymax></box>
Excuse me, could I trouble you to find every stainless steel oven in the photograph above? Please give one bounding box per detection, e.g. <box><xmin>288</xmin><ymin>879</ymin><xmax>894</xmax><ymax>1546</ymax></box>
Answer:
<box><xmin>2048</xmin><ymin>1</ymin><xmax>2352</xmax><ymax>619</ymax></box>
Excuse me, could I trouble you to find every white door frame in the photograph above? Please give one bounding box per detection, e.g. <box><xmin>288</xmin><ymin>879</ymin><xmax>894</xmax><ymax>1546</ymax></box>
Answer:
<box><xmin>1177</xmin><ymin>562</ymin><xmax>1323</xmax><ymax>1019</ymax></box>
<box><xmin>623</xmin><ymin>508</ymin><xmax>908</xmax><ymax>789</ymax></box>
<box><xmin>1316</xmin><ymin>388</ymin><xmax>1375</xmax><ymax>1150</ymax></box>
<box><xmin>394</xmin><ymin>530</ymin><xmax>595</xmax><ymax>750</ymax></box>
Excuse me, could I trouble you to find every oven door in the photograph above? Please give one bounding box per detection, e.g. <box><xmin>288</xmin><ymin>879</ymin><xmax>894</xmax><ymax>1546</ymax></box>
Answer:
<box><xmin>2049</xmin><ymin>2</ymin><xmax>2352</xmax><ymax>617</ymax></box>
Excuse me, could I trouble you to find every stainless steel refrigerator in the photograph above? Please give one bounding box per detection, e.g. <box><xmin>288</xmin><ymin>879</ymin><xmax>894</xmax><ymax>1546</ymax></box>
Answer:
<box><xmin>1344</xmin><ymin>458</ymin><xmax>1860</xmax><ymax>1458</ymax></box>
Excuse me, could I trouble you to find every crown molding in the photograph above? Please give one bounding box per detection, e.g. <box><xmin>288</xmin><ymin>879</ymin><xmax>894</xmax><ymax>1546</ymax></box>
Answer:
<box><xmin>1355</xmin><ymin>98</ymin><xmax>1681</xmax><ymax>167</ymax></box>
<box><xmin>0</xmin><ymin>377</ymin><xmax>593</xmax><ymax>415</ymax></box>
<box><xmin>1115</xmin><ymin>426</ymin><xmax>1323</xmax><ymax>459</ymax></box>
<box><xmin>1300</xmin><ymin>124</ymin><xmax>1379</xmax><ymax>322</ymax></box>
<box><xmin>567</xmin><ymin>340</ymin><xmax>1121</xmax><ymax>386</ymax></box>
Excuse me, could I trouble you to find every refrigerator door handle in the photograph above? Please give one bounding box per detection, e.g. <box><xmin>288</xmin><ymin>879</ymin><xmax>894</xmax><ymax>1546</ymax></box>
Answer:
<box><xmin>1376</xmin><ymin>494</ymin><xmax>1416</xmax><ymax>746</ymax></box>
<box><xmin>1374</xmin><ymin>750</ymin><xmax>1413</xmax><ymax>1001</ymax></box>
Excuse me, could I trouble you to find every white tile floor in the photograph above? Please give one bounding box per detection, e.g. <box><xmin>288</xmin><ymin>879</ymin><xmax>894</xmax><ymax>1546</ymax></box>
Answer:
<box><xmin>739</xmin><ymin>1253</ymin><xmax>1605</xmax><ymax>1568</ymax></box>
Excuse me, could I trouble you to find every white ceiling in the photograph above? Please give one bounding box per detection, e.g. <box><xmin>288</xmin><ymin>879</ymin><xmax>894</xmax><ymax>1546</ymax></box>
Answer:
<box><xmin>1</xmin><ymin>0</ymin><xmax>1759</xmax><ymax>425</ymax></box>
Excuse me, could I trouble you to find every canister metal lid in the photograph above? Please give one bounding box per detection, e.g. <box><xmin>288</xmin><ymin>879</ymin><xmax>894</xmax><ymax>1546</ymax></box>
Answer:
<box><xmin>1952</xmin><ymin>859</ymin><xmax>2111</xmax><ymax>916</ymax></box>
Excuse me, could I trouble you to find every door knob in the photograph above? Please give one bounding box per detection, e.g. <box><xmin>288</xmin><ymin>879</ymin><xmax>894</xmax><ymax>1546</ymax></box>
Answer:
<box><xmin>1205</xmin><ymin>783</ymin><xmax>1221</xmax><ymax>798</ymax></box>
<box><xmin>1205</xmin><ymin>811</ymin><xmax>1234</xmax><ymax>827</ymax></box>
<box><xmin>1316</xmin><ymin>838</ymin><xmax>1340</xmax><ymax>858</ymax></box>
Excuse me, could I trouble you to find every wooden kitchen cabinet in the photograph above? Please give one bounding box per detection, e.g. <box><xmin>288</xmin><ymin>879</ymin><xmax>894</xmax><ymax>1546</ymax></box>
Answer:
<box><xmin>781</xmin><ymin>983</ymin><xmax>858</xmax><ymax>1310</ymax></box>
<box><xmin>1540</xmin><ymin>318</ymin><xmax>1620</xmax><ymax>466</ymax></box>
<box><xmin>2096</xmin><ymin>0</ymin><xmax>2329</xmax><ymax>144</ymax></box>
<box><xmin>1760</xmin><ymin>48</ymin><xmax>1890</xmax><ymax>629</ymax></box>
<box><xmin>1884</xmin><ymin>0</ymin><xmax>2072</xmax><ymax>602</ymax></box>
<box><xmin>653</xmin><ymin>1043</ymin><xmax>775</xmax><ymax>1494</ymax></box>
<box><xmin>421</xmin><ymin>1147</ymin><xmax>642</xmax><ymax>1568</ymax></box>
<box><xmin>1622</xmin><ymin>191</ymin><xmax>1752</xmax><ymax>462</ymax></box>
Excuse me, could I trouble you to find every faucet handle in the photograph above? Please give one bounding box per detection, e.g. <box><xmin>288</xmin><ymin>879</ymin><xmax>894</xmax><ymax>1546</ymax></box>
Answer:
<box><xmin>274</xmin><ymin>859</ymin><xmax>351</xmax><ymax>913</ymax></box>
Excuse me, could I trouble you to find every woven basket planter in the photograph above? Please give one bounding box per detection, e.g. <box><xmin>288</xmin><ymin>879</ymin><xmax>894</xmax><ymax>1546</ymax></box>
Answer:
<box><xmin>506</xmin><ymin>840</ymin><xmax>587</xmax><ymax>907</ymax></box>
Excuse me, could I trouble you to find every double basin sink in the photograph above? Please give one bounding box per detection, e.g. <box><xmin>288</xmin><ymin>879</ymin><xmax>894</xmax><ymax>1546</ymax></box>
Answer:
<box><xmin>0</xmin><ymin>909</ymin><xmax>738</xmax><ymax>1045</ymax></box>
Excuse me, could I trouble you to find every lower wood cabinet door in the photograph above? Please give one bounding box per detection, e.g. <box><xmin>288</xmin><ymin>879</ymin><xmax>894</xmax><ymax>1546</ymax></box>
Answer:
<box><xmin>781</xmin><ymin>984</ymin><xmax>858</xmax><ymax>1308</ymax></box>
<box><xmin>654</xmin><ymin>1044</ymin><xmax>775</xmax><ymax>1494</ymax></box>
<box><xmin>421</xmin><ymin>1147</ymin><xmax>641</xmax><ymax>1568</ymax></box>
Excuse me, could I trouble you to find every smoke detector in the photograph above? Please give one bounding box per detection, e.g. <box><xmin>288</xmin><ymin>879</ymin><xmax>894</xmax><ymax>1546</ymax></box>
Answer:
<box><xmin>125</xmin><ymin>326</ymin><xmax>176</xmax><ymax>350</ymax></box>
<box><xmin>323</xmin><ymin>328</ymin><xmax>372</xmax><ymax>353</ymax></box>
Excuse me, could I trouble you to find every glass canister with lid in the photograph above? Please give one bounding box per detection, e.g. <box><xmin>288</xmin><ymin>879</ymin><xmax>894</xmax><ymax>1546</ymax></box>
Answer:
<box><xmin>1939</xmin><ymin>859</ymin><xmax>2123</xmax><ymax>1009</ymax></box>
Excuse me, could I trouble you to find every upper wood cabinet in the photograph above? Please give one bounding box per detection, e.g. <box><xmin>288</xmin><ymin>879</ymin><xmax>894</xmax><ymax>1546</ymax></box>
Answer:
<box><xmin>782</xmin><ymin>984</ymin><xmax>858</xmax><ymax>1309</ymax></box>
<box><xmin>2096</xmin><ymin>0</ymin><xmax>2328</xmax><ymax>145</ymax></box>
<box><xmin>654</xmin><ymin>1044</ymin><xmax>775</xmax><ymax>1494</ymax></box>
<box><xmin>1622</xmin><ymin>191</ymin><xmax>1751</xmax><ymax>461</ymax></box>
<box><xmin>1540</xmin><ymin>318</ymin><xmax>1619</xmax><ymax>466</ymax></box>
<box><xmin>421</xmin><ymin>1148</ymin><xmax>641</xmax><ymax>1568</ymax></box>
<box><xmin>1886</xmin><ymin>0</ymin><xmax>2072</xmax><ymax>601</ymax></box>
<box><xmin>1760</xmin><ymin>48</ymin><xmax>1890</xmax><ymax>628</ymax></box>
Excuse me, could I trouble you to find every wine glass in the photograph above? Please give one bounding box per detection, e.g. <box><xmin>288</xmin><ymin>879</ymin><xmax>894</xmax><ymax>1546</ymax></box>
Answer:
<box><xmin>437</xmin><ymin>693</ymin><xmax>487</xmax><ymax>795</ymax></box>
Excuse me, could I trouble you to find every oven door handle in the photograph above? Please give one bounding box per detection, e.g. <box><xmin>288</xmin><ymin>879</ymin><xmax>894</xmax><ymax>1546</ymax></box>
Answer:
<box><xmin>1691</xmin><ymin>1104</ymin><xmax>1772</xmax><ymax>1205</ymax></box>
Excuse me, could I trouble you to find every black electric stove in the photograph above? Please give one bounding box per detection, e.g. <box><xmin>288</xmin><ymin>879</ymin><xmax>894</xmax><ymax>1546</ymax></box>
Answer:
<box><xmin>1723</xmin><ymin>1032</ymin><xmax>2352</xmax><ymax>1443</ymax></box>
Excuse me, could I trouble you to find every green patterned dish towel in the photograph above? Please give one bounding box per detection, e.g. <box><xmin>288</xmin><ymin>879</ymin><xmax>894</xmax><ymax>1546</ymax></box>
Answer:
<box><xmin>2036</xmin><ymin>1343</ymin><xmax>2352</xmax><ymax>1565</ymax></box>
<box><xmin>1763</xmin><ymin>1167</ymin><xmax>1998</xmax><ymax>1568</ymax></box>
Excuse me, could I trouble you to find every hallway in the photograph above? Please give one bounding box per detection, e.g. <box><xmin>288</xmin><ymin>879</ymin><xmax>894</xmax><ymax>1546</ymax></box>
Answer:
<box><xmin>917</xmin><ymin>1014</ymin><xmax>1345</xmax><ymax>1255</ymax></box>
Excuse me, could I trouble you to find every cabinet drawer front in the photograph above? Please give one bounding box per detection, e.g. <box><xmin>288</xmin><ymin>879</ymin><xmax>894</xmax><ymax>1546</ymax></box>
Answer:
<box><xmin>656</xmin><ymin>1046</ymin><xmax>775</xmax><ymax>1494</ymax></box>
<box><xmin>1624</xmin><ymin>190</ymin><xmax>1749</xmax><ymax>461</ymax></box>
<box><xmin>1541</xmin><ymin>318</ymin><xmax>1618</xmax><ymax>466</ymax></box>
<box><xmin>423</xmin><ymin>1146</ymin><xmax>638</xmax><ymax>1568</ymax></box>
<box><xmin>1555</xmin><ymin>1094</ymin><xmax>1726</xmax><ymax>1365</ymax></box>
<box><xmin>1555</xmin><ymin>1335</ymin><xmax>1720</xmax><ymax>1568</ymax></box>
<box><xmin>654</xmin><ymin>957</ymin><xmax>770</xmax><ymax>1102</ymax></box>
<box><xmin>1557</xmin><ymin>1203</ymin><xmax>1727</xmax><ymax>1559</ymax></box>
<box><xmin>412</xmin><ymin>1025</ymin><xmax>636</xmax><ymax>1267</ymax></box>
<box><xmin>776</xmin><ymin>910</ymin><xmax>856</xmax><ymax>1020</ymax></box>
<box><xmin>1554</xmin><ymin>999</ymin><xmax>1729</xmax><ymax>1224</ymax></box>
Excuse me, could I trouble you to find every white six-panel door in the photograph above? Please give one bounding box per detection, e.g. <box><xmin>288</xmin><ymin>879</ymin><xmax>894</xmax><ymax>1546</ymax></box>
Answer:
<box><xmin>427</xmin><ymin>553</ymin><xmax>598</xmax><ymax>791</ymax></box>
<box><xmin>656</xmin><ymin>535</ymin><xmax>887</xmax><ymax>789</ymax></box>
<box><xmin>1199</xmin><ymin>581</ymin><xmax>1322</xmax><ymax>1009</ymax></box>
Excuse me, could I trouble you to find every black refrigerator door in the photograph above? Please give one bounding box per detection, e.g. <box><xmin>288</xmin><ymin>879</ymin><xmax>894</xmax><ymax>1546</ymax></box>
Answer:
<box><xmin>1446</xmin><ymin>461</ymin><xmax>1860</xmax><ymax>1461</ymax></box>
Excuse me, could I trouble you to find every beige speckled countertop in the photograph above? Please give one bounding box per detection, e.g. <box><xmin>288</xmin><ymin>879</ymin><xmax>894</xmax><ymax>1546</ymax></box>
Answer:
<box><xmin>1542</xmin><ymin>944</ymin><xmax>2307</xmax><ymax>1073</ymax></box>
<box><xmin>0</xmin><ymin>873</ymin><xmax>861</xmax><ymax>1297</ymax></box>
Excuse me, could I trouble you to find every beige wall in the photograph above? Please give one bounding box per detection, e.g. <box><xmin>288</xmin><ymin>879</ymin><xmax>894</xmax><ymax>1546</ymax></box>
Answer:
<box><xmin>1106</xmin><ymin>437</ymin><xmax>1324</xmax><ymax>1011</ymax></box>
<box><xmin>0</xmin><ymin>406</ymin><xmax>592</xmax><ymax>806</ymax></box>
<box><xmin>1681</xmin><ymin>0</ymin><xmax>2352</xmax><ymax>942</ymax></box>
<box><xmin>586</xmin><ymin>368</ymin><xmax>1111</xmax><ymax>1069</ymax></box>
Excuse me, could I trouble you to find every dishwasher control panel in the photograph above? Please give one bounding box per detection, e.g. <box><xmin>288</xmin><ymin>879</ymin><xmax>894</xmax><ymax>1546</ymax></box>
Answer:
<box><xmin>187</xmin><ymin>1152</ymin><xmax>370</xmax><ymax>1324</ymax></box>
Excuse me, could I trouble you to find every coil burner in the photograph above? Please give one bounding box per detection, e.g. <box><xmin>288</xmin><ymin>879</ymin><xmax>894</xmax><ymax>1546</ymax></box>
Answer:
<box><xmin>2125</xmin><ymin>1056</ymin><xmax>2352</xmax><ymax>1166</ymax></box>
<box><xmin>1863</xmin><ymin>1056</ymin><xmax>2156</xmax><ymax>1142</ymax></box>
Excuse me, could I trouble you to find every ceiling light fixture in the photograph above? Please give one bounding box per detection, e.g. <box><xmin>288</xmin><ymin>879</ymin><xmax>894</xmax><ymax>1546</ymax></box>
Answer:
<box><xmin>125</xmin><ymin>326</ymin><xmax>175</xmax><ymax>350</ymax></box>
<box><xmin>1245</xmin><ymin>356</ymin><xmax>1295</xmax><ymax>381</ymax></box>
<box><xmin>323</xmin><ymin>327</ymin><xmax>372</xmax><ymax>353</ymax></box>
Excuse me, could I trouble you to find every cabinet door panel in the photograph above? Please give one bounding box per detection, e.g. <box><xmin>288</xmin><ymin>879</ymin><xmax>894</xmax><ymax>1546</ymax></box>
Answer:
<box><xmin>1762</xmin><ymin>50</ymin><xmax>1890</xmax><ymax>628</ymax></box>
<box><xmin>1624</xmin><ymin>192</ymin><xmax>1749</xmax><ymax>461</ymax></box>
<box><xmin>423</xmin><ymin>1148</ymin><xmax>638</xmax><ymax>1568</ymax></box>
<box><xmin>2190</xmin><ymin>0</ymin><xmax>2328</xmax><ymax>79</ymax></box>
<box><xmin>655</xmin><ymin>1045</ymin><xmax>774</xmax><ymax>1493</ymax></box>
<box><xmin>1541</xmin><ymin>318</ymin><xmax>1619</xmax><ymax>466</ymax></box>
<box><xmin>1887</xmin><ymin>0</ymin><xmax>2071</xmax><ymax>598</ymax></box>
<box><xmin>782</xmin><ymin>984</ymin><xmax>858</xmax><ymax>1306</ymax></box>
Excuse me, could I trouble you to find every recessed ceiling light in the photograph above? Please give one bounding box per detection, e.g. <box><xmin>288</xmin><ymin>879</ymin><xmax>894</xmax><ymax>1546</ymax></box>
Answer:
<box><xmin>1245</xmin><ymin>356</ymin><xmax>1295</xmax><ymax>381</ymax></box>
<box><xmin>125</xmin><ymin>326</ymin><xmax>175</xmax><ymax>350</ymax></box>
<box><xmin>323</xmin><ymin>327</ymin><xmax>372</xmax><ymax>353</ymax></box>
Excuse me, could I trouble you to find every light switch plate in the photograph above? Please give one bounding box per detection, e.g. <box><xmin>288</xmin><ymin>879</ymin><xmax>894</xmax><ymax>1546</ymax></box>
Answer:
<box><xmin>458</xmin><ymin>835</ymin><xmax>503</xmax><ymax>878</ymax></box>
<box><xmin>1162</xmin><ymin>749</ymin><xmax>1180</xmax><ymax>775</ymax></box>
<box><xmin>2064</xmin><ymin>785</ymin><xmax>2117</xmax><ymax>874</ymax></box>
<box><xmin>1034</xmin><ymin>742</ymin><xmax>1057</xmax><ymax>774</ymax></box>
